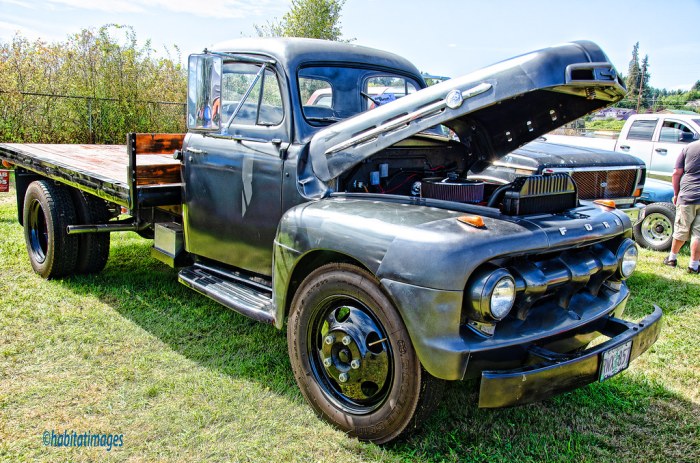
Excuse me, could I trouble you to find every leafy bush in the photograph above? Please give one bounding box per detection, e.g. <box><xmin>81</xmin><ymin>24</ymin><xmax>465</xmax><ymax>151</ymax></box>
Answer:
<box><xmin>0</xmin><ymin>25</ymin><xmax>187</xmax><ymax>144</ymax></box>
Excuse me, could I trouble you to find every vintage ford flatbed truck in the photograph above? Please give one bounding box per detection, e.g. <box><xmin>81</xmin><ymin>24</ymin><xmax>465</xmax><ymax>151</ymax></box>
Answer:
<box><xmin>0</xmin><ymin>38</ymin><xmax>662</xmax><ymax>443</ymax></box>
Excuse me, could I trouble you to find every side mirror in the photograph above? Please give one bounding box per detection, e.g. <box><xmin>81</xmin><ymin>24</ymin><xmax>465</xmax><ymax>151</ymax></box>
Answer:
<box><xmin>680</xmin><ymin>131</ymin><xmax>695</xmax><ymax>143</ymax></box>
<box><xmin>187</xmin><ymin>54</ymin><xmax>222</xmax><ymax>131</ymax></box>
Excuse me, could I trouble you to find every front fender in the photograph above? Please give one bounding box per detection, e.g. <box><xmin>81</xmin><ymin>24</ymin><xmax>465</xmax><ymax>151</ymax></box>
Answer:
<box><xmin>272</xmin><ymin>196</ymin><xmax>633</xmax><ymax>380</ymax></box>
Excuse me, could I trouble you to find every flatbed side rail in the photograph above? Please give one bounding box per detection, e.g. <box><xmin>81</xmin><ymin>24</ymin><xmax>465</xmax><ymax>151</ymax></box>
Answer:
<box><xmin>126</xmin><ymin>133</ymin><xmax>185</xmax><ymax>209</ymax></box>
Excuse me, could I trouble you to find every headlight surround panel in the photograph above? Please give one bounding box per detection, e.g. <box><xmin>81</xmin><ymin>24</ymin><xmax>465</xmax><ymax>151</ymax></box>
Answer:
<box><xmin>464</xmin><ymin>237</ymin><xmax>635</xmax><ymax>337</ymax></box>
<box><xmin>466</xmin><ymin>267</ymin><xmax>517</xmax><ymax>333</ymax></box>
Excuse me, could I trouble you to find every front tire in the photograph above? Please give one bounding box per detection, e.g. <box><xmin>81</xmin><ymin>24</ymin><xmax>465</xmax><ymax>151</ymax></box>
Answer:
<box><xmin>633</xmin><ymin>202</ymin><xmax>675</xmax><ymax>252</ymax></box>
<box><xmin>23</xmin><ymin>180</ymin><xmax>79</xmax><ymax>279</ymax></box>
<box><xmin>287</xmin><ymin>263</ymin><xmax>444</xmax><ymax>443</ymax></box>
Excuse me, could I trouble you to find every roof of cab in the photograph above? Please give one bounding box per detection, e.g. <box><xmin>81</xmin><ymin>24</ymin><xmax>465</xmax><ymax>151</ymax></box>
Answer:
<box><xmin>211</xmin><ymin>37</ymin><xmax>423</xmax><ymax>79</ymax></box>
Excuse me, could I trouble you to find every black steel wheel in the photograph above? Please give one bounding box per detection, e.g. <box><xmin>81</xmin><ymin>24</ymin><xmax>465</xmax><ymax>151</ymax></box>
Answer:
<box><xmin>70</xmin><ymin>189</ymin><xmax>111</xmax><ymax>274</ymax></box>
<box><xmin>23</xmin><ymin>180</ymin><xmax>79</xmax><ymax>279</ymax></box>
<box><xmin>634</xmin><ymin>202</ymin><xmax>675</xmax><ymax>252</ymax></box>
<box><xmin>287</xmin><ymin>263</ymin><xmax>444</xmax><ymax>443</ymax></box>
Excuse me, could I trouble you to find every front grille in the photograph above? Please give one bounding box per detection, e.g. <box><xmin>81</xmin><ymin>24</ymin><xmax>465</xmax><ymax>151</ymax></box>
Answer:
<box><xmin>571</xmin><ymin>169</ymin><xmax>636</xmax><ymax>199</ymax></box>
<box><xmin>507</xmin><ymin>239</ymin><xmax>622</xmax><ymax>319</ymax></box>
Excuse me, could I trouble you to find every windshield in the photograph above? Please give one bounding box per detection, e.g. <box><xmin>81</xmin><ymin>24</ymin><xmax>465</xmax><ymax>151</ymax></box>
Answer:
<box><xmin>299</xmin><ymin>65</ymin><xmax>420</xmax><ymax>125</ymax></box>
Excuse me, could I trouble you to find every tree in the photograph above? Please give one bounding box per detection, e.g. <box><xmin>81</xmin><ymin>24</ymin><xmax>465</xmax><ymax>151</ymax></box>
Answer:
<box><xmin>639</xmin><ymin>55</ymin><xmax>652</xmax><ymax>110</ymax></box>
<box><xmin>621</xmin><ymin>42</ymin><xmax>640</xmax><ymax>109</ymax></box>
<box><xmin>255</xmin><ymin>0</ymin><xmax>350</xmax><ymax>41</ymax></box>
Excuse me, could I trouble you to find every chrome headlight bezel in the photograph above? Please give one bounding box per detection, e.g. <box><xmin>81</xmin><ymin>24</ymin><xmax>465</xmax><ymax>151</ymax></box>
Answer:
<box><xmin>616</xmin><ymin>238</ymin><xmax>638</xmax><ymax>280</ymax></box>
<box><xmin>467</xmin><ymin>267</ymin><xmax>517</xmax><ymax>323</ymax></box>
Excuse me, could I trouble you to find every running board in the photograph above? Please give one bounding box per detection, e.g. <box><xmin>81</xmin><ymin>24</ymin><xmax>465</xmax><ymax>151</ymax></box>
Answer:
<box><xmin>178</xmin><ymin>266</ymin><xmax>276</xmax><ymax>325</ymax></box>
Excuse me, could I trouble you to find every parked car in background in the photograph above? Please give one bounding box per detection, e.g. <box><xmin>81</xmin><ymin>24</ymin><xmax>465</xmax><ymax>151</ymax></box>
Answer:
<box><xmin>614</xmin><ymin>114</ymin><xmax>700</xmax><ymax>181</ymax></box>
<box><xmin>539</xmin><ymin>132</ymin><xmax>679</xmax><ymax>251</ymax></box>
<box><xmin>467</xmin><ymin>140</ymin><xmax>646</xmax><ymax>223</ymax></box>
<box><xmin>305</xmin><ymin>83</ymin><xmax>416</xmax><ymax>109</ymax></box>
<box><xmin>545</xmin><ymin>113</ymin><xmax>700</xmax><ymax>181</ymax></box>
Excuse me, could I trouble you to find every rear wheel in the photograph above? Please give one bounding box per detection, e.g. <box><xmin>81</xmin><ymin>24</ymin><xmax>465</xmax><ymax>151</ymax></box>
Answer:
<box><xmin>287</xmin><ymin>263</ymin><xmax>444</xmax><ymax>443</ymax></box>
<box><xmin>23</xmin><ymin>180</ymin><xmax>79</xmax><ymax>279</ymax></box>
<box><xmin>634</xmin><ymin>202</ymin><xmax>675</xmax><ymax>252</ymax></box>
<box><xmin>70</xmin><ymin>189</ymin><xmax>111</xmax><ymax>274</ymax></box>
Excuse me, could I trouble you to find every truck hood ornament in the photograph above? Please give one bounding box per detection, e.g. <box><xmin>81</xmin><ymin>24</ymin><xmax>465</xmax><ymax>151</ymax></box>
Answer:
<box><xmin>309</xmin><ymin>41</ymin><xmax>626</xmax><ymax>182</ymax></box>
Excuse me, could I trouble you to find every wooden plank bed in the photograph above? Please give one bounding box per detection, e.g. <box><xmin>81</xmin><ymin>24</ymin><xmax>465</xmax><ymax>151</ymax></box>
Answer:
<box><xmin>0</xmin><ymin>133</ymin><xmax>184</xmax><ymax>209</ymax></box>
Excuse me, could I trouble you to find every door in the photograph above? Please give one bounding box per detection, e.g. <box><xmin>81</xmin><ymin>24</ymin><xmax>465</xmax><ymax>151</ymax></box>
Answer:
<box><xmin>183</xmin><ymin>61</ymin><xmax>289</xmax><ymax>276</ymax></box>
<box><xmin>650</xmin><ymin>118</ymin><xmax>698</xmax><ymax>180</ymax></box>
<box><xmin>616</xmin><ymin>117</ymin><xmax>658</xmax><ymax>168</ymax></box>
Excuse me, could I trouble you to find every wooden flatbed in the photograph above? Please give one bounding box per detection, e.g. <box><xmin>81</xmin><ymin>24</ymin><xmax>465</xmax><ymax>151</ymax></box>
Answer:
<box><xmin>0</xmin><ymin>133</ymin><xmax>184</xmax><ymax>209</ymax></box>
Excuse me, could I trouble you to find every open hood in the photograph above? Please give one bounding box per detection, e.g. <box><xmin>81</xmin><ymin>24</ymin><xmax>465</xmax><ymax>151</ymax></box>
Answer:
<box><xmin>309</xmin><ymin>41</ymin><xmax>626</xmax><ymax>182</ymax></box>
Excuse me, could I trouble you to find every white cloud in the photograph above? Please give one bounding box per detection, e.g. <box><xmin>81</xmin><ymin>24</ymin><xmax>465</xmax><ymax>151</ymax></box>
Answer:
<box><xmin>0</xmin><ymin>20</ymin><xmax>55</xmax><ymax>41</ymax></box>
<box><xmin>0</xmin><ymin>0</ymin><xmax>37</xmax><ymax>8</ymax></box>
<box><xmin>39</xmin><ymin>0</ymin><xmax>285</xmax><ymax>18</ymax></box>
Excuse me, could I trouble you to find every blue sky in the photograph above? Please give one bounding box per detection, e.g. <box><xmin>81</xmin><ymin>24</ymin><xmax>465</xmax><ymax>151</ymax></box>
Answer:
<box><xmin>1</xmin><ymin>0</ymin><xmax>699</xmax><ymax>91</ymax></box>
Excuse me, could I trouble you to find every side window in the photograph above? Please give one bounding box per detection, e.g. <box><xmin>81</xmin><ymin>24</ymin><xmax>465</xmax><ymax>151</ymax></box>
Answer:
<box><xmin>364</xmin><ymin>76</ymin><xmax>417</xmax><ymax>109</ymax></box>
<box><xmin>659</xmin><ymin>120</ymin><xmax>695</xmax><ymax>143</ymax></box>
<box><xmin>626</xmin><ymin>119</ymin><xmax>657</xmax><ymax>141</ymax></box>
<box><xmin>221</xmin><ymin>63</ymin><xmax>284</xmax><ymax>127</ymax></box>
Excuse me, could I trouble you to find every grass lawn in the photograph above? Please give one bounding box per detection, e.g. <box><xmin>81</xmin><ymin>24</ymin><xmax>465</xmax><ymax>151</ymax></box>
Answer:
<box><xmin>0</xmin><ymin>185</ymin><xmax>698</xmax><ymax>463</ymax></box>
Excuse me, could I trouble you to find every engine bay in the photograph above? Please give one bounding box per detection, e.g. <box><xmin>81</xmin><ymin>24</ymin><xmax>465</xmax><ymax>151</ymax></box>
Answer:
<box><xmin>334</xmin><ymin>136</ymin><xmax>578</xmax><ymax>215</ymax></box>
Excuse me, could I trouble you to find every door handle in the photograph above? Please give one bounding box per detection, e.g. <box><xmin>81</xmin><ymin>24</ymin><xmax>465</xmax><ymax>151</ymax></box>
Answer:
<box><xmin>655</xmin><ymin>148</ymin><xmax>667</xmax><ymax>154</ymax></box>
<box><xmin>619</xmin><ymin>145</ymin><xmax>630</xmax><ymax>150</ymax></box>
<box><xmin>185</xmin><ymin>147</ymin><xmax>207</xmax><ymax>155</ymax></box>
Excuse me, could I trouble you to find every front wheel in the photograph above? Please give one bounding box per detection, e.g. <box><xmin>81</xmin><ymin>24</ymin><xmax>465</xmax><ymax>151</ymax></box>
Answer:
<box><xmin>634</xmin><ymin>202</ymin><xmax>675</xmax><ymax>252</ymax></box>
<box><xmin>287</xmin><ymin>263</ymin><xmax>444</xmax><ymax>443</ymax></box>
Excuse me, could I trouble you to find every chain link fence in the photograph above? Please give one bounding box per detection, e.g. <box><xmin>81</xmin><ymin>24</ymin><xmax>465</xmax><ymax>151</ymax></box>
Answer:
<box><xmin>0</xmin><ymin>91</ymin><xmax>186</xmax><ymax>144</ymax></box>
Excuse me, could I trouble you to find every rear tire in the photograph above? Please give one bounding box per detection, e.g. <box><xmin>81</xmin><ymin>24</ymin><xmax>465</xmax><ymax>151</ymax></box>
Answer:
<box><xmin>633</xmin><ymin>202</ymin><xmax>675</xmax><ymax>252</ymax></box>
<box><xmin>70</xmin><ymin>189</ymin><xmax>111</xmax><ymax>274</ymax></box>
<box><xmin>23</xmin><ymin>180</ymin><xmax>79</xmax><ymax>279</ymax></box>
<box><xmin>287</xmin><ymin>263</ymin><xmax>444</xmax><ymax>443</ymax></box>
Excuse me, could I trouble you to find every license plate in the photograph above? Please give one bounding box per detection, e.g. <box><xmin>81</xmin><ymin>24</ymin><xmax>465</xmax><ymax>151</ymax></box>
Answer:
<box><xmin>0</xmin><ymin>170</ymin><xmax>8</xmax><ymax>193</ymax></box>
<box><xmin>599</xmin><ymin>340</ymin><xmax>632</xmax><ymax>382</ymax></box>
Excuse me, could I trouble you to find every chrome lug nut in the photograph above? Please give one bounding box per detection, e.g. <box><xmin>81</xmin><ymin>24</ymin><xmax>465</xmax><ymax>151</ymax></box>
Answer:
<box><xmin>324</xmin><ymin>335</ymin><xmax>335</xmax><ymax>345</ymax></box>
<box><xmin>350</xmin><ymin>359</ymin><xmax>360</xmax><ymax>369</ymax></box>
<box><xmin>341</xmin><ymin>335</ymin><xmax>352</xmax><ymax>346</ymax></box>
<box><xmin>323</xmin><ymin>357</ymin><xmax>332</xmax><ymax>367</ymax></box>
<box><xmin>338</xmin><ymin>372</ymin><xmax>349</xmax><ymax>383</ymax></box>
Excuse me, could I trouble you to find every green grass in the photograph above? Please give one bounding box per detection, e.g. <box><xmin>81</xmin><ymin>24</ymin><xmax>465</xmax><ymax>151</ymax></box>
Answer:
<box><xmin>0</xmin><ymin>189</ymin><xmax>698</xmax><ymax>463</ymax></box>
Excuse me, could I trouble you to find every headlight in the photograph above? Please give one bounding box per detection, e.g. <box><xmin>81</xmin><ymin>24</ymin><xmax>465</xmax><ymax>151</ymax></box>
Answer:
<box><xmin>616</xmin><ymin>239</ymin><xmax>638</xmax><ymax>279</ymax></box>
<box><xmin>490</xmin><ymin>276</ymin><xmax>516</xmax><ymax>319</ymax></box>
<box><xmin>467</xmin><ymin>267</ymin><xmax>516</xmax><ymax>324</ymax></box>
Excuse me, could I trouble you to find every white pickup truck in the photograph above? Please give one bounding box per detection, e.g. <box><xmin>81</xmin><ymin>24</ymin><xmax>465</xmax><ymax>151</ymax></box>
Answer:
<box><xmin>546</xmin><ymin>113</ymin><xmax>700</xmax><ymax>181</ymax></box>
<box><xmin>543</xmin><ymin>113</ymin><xmax>700</xmax><ymax>252</ymax></box>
